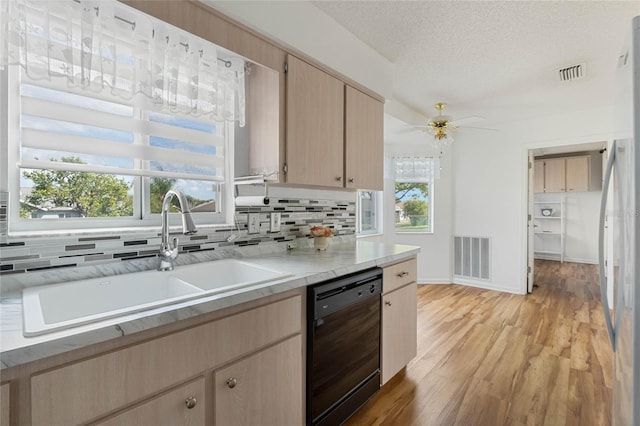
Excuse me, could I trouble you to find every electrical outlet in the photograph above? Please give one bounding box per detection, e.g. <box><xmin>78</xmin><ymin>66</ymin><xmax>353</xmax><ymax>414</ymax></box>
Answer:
<box><xmin>270</xmin><ymin>212</ymin><xmax>281</xmax><ymax>232</ymax></box>
<box><xmin>248</xmin><ymin>213</ymin><xmax>260</xmax><ymax>234</ymax></box>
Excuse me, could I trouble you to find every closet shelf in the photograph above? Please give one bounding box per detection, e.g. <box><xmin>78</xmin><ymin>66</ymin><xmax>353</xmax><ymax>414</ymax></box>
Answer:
<box><xmin>533</xmin><ymin>195</ymin><xmax>565</xmax><ymax>262</ymax></box>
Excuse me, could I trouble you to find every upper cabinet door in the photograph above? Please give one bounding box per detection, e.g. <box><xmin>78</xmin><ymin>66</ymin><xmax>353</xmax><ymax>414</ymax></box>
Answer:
<box><xmin>543</xmin><ymin>158</ymin><xmax>566</xmax><ymax>192</ymax></box>
<box><xmin>345</xmin><ymin>86</ymin><xmax>384</xmax><ymax>191</ymax></box>
<box><xmin>286</xmin><ymin>55</ymin><xmax>344</xmax><ymax>187</ymax></box>
<box><xmin>565</xmin><ymin>156</ymin><xmax>590</xmax><ymax>192</ymax></box>
<box><xmin>533</xmin><ymin>159</ymin><xmax>545</xmax><ymax>193</ymax></box>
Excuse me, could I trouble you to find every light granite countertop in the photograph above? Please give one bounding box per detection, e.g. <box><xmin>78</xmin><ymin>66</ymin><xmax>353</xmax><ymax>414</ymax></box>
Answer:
<box><xmin>0</xmin><ymin>240</ymin><xmax>419</xmax><ymax>369</ymax></box>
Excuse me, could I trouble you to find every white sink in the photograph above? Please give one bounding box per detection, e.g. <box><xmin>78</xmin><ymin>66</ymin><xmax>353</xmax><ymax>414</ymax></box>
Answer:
<box><xmin>22</xmin><ymin>271</ymin><xmax>203</xmax><ymax>336</ymax></box>
<box><xmin>22</xmin><ymin>259</ymin><xmax>291</xmax><ymax>336</ymax></box>
<box><xmin>171</xmin><ymin>259</ymin><xmax>292</xmax><ymax>292</ymax></box>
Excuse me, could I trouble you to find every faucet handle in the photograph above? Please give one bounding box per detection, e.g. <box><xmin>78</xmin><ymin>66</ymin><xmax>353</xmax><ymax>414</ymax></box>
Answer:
<box><xmin>171</xmin><ymin>236</ymin><xmax>179</xmax><ymax>250</ymax></box>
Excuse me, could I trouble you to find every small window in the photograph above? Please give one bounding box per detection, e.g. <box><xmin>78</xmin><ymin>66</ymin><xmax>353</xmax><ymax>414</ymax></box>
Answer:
<box><xmin>357</xmin><ymin>191</ymin><xmax>381</xmax><ymax>235</ymax></box>
<box><xmin>392</xmin><ymin>157</ymin><xmax>436</xmax><ymax>233</ymax></box>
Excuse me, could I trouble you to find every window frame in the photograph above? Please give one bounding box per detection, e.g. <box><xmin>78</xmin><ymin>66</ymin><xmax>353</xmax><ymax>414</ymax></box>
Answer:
<box><xmin>356</xmin><ymin>190</ymin><xmax>382</xmax><ymax>236</ymax></box>
<box><xmin>5</xmin><ymin>67</ymin><xmax>236</xmax><ymax>235</ymax></box>
<box><xmin>393</xmin><ymin>159</ymin><xmax>435</xmax><ymax>235</ymax></box>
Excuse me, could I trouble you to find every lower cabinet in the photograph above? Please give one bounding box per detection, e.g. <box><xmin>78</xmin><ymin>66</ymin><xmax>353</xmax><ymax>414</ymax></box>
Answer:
<box><xmin>96</xmin><ymin>378</ymin><xmax>205</xmax><ymax>426</ymax></box>
<box><xmin>1</xmin><ymin>382</ymin><xmax>9</xmax><ymax>426</ymax></box>
<box><xmin>214</xmin><ymin>335</ymin><xmax>303</xmax><ymax>426</ymax></box>
<box><xmin>381</xmin><ymin>259</ymin><xmax>418</xmax><ymax>385</ymax></box>
<box><xmin>381</xmin><ymin>282</ymin><xmax>418</xmax><ymax>384</ymax></box>
<box><xmin>28</xmin><ymin>294</ymin><xmax>303</xmax><ymax>426</ymax></box>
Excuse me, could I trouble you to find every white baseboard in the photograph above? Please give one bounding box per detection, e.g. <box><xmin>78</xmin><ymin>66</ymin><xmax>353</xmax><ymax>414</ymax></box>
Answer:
<box><xmin>418</xmin><ymin>278</ymin><xmax>452</xmax><ymax>284</ymax></box>
<box><xmin>534</xmin><ymin>255</ymin><xmax>598</xmax><ymax>265</ymax></box>
<box><xmin>452</xmin><ymin>277</ymin><xmax>525</xmax><ymax>295</ymax></box>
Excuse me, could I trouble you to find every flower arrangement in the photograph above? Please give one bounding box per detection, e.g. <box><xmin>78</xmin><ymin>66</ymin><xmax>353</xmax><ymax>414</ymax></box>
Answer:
<box><xmin>310</xmin><ymin>225</ymin><xmax>333</xmax><ymax>238</ymax></box>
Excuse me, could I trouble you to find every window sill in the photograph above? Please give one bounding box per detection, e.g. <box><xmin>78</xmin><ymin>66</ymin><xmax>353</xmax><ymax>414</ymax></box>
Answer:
<box><xmin>357</xmin><ymin>233</ymin><xmax>383</xmax><ymax>239</ymax></box>
<box><xmin>395</xmin><ymin>231</ymin><xmax>435</xmax><ymax>235</ymax></box>
<box><xmin>6</xmin><ymin>223</ymin><xmax>233</xmax><ymax>240</ymax></box>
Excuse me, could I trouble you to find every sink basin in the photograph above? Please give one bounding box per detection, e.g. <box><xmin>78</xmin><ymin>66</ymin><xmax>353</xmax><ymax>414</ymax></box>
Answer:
<box><xmin>171</xmin><ymin>259</ymin><xmax>292</xmax><ymax>292</ymax></box>
<box><xmin>22</xmin><ymin>259</ymin><xmax>291</xmax><ymax>336</ymax></box>
<box><xmin>23</xmin><ymin>271</ymin><xmax>204</xmax><ymax>336</ymax></box>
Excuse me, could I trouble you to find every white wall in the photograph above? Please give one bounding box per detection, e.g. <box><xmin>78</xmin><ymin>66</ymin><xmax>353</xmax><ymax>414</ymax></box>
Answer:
<box><xmin>453</xmin><ymin>106</ymin><xmax>615</xmax><ymax>294</ymax></box>
<box><xmin>204</xmin><ymin>0</ymin><xmax>393</xmax><ymax>99</ymax></box>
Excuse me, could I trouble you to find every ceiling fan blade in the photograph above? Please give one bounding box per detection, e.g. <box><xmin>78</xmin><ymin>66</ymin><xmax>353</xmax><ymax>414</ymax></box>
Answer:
<box><xmin>449</xmin><ymin>115</ymin><xmax>485</xmax><ymax>126</ymax></box>
<box><xmin>458</xmin><ymin>126</ymin><xmax>499</xmax><ymax>132</ymax></box>
<box><xmin>396</xmin><ymin>125</ymin><xmax>427</xmax><ymax>134</ymax></box>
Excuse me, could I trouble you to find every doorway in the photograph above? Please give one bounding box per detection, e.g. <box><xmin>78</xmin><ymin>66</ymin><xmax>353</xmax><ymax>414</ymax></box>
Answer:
<box><xmin>526</xmin><ymin>141</ymin><xmax>606</xmax><ymax>293</ymax></box>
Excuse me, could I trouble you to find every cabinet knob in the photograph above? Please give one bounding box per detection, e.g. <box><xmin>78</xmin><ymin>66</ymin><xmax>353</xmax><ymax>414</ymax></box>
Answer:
<box><xmin>226</xmin><ymin>377</ymin><xmax>238</xmax><ymax>389</ymax></box>
<box><xmin>348</xmin><ymin>178</ymin><xmax>354</xmax><ymax>183</ymax></box>
<box><xmin>335</xmin><ymin>176</ymin><xmax>343</xmax><ymax>182</ymax></box>
<box><xmin>397</xmin><ymin>272</ymin><xmax>409</xmax><ymax>278</ymax></box>
<box><xmin>185</xmin><ymin>396</ymin><xmax>197</xmax><ymax>409</ymax></box>
<box><xmin>385</xmin><ymin>300</ymin><xmax>392</xmax><ymax>307</ymax></box>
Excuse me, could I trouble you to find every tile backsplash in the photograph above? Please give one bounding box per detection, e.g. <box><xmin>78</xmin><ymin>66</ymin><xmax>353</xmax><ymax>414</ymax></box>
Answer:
<box><xmin>0</xmin><ymin>194</ymin><xmax>356</xmax><ymax>292</ymax></box>
<box><xmin>0</xmin><ymin>192</ymin><xmax>7</xmax><ymax>243</ymax></box>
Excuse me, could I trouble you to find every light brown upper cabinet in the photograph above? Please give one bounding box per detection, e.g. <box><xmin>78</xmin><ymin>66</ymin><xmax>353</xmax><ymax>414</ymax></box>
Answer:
<box><xmin>543</xmin><ymin>158</ymin><xmax>566</xmax><ymax>192</ymax></box>
<box><xmin>286</xmin><ymin>55</ymin><xmax>384</xmax><ymax>190</ymax></box>
<box><xmin>565</xmin><ymin>156</ymin><xmax>590</xmax><ymax>192</ymax></box>
<box><xmin>535</xmin><ymin>154</ymin><xmax>599</xmax><ymax>193</ymax></box>
<box><xmin>286</xmin><ymin>55</ymin><xmax>345</xmax><ymax>188</ymax></box>
<box><xmin>246</xmin><ymin>63</ymin><xmax>284</xmax><ymax>179</ymax></box>
<box><xmin>533</xmin><ymin>160</ymin><xmax>544</xmax><ymax>193</ymax></box>
<box><xmin>345</xmin><ymin>86</ymin><xmax>384</xmax><ymax>190</ymax></box>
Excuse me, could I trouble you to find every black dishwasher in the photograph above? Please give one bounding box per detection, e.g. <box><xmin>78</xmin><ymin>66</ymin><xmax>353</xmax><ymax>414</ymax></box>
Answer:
<box><xmin>307</xmin><ymin>267</ymin><xmax>382</xmax><ymax>426</ymax></box>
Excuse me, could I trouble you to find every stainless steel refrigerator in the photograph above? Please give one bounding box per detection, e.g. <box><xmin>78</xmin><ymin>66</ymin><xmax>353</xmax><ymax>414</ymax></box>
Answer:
<box><xmin>599</xmin><ymin>15</ymin><xmax>640</xmax><ymax>426</ymax></box>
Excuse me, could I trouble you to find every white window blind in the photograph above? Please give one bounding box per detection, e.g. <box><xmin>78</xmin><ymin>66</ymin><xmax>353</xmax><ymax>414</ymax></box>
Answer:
<box><xmin>19</xmin><ymin>83</ymin><xmax>225</xmax><ymax>183</ymax></box>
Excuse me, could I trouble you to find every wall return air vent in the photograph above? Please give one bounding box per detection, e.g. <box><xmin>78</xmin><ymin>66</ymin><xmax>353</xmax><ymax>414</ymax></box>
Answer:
<box><xmin>556</xmin><ymin>63</ymin><xmax>586</xmax><ymax>82</ymax></box>
<box><xmin>454</xmin><ymin>236</ymin><xmax>491</xmax><ymax>280</ymax></box>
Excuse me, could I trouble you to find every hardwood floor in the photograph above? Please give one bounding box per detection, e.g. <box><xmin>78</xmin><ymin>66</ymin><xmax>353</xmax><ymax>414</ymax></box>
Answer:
<box><xmin>346</xmin><ymin>260</ymin><xmax>612</xmax><ymax>426</ymax></box>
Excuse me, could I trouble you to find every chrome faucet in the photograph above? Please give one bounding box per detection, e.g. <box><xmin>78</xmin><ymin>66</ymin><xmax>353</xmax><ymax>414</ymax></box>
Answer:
<box><xmin>158</xmin><ymin>189</ymin><xmax>197</xmax><ymax>271</ymax></box>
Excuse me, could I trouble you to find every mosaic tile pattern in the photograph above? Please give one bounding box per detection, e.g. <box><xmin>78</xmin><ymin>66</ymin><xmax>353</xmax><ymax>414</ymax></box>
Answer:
<box><xmin>0</xmin><ymin>198</ymin><xmax>355</xmax><ymax>277</ymax></box>
<box><xmin>0</xmin><ymin>192</ymin><xmax>7</xmax><ymax>243</ymax></box>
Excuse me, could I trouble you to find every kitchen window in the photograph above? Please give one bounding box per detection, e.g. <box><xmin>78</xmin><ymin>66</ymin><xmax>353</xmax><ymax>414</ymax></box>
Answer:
<box><xmin>357</xmin><ymin>190</ymin><xmax>382</xmax><ymax>235</ymax></box>
<box><xmin>1</xmin><ymin>0</ymin><xmax>245</xmax><ymax>232</ymax></box>
<box><xmin>392</xmin><ymin>156</ymin><xmax>436</xmax><ymax>233</ymax></box>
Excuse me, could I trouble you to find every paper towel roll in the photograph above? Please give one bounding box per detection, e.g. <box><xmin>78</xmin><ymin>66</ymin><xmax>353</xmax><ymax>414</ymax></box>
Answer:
<box><xmin>235</xmin><ymin>196</ymin><xmax>270</xmax><ymax>206</ymax></box>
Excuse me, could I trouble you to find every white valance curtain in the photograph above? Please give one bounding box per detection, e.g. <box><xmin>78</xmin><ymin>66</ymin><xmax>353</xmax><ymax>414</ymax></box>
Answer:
<box><xmin>0</xmin><ymin>0</ymin><xmax>245</xmax><ymax>125</ymax></box>
<box><xmin>386</xmin><ymin>156</ymin><xmax>440</xmax><ymax>181</ymax></box>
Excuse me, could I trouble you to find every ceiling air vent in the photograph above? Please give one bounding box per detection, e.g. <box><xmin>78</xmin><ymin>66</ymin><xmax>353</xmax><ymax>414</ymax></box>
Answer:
<box><xmin>557</xmin><ymin>63</ymin><xmax>586</xmax><ymax>82</ymax></box>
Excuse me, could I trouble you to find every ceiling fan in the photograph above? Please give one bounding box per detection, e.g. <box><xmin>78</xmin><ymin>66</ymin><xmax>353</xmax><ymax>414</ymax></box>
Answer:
<box><xmin>404</xmin><ymin>102</ymin><xmax>496</xmax><ymax>143</ymax></box>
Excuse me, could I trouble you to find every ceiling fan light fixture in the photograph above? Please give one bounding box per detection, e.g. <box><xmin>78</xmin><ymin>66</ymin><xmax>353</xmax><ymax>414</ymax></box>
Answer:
<box><xmin>426</xmin><ymin>103</ymin><xmax>455</xmax><ymax>142</ymax></box>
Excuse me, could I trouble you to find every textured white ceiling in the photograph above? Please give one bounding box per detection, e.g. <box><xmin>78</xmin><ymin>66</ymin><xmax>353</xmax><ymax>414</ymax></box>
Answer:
<box><xmin>312</xmin><ymin>1</ymin><xmax>640</xmax><ymax>126</ymax></box>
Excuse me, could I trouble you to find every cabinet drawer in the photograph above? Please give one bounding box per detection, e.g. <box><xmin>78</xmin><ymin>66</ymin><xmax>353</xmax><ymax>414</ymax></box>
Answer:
<box><xmin>95</xmin><ymin>378</ymin><xmax>205</xmax><ymax>426</ymax></box>
<box><xmin>383</xmin><ymin>258</ymin><xmax>417</xmax><ymax>293</ymax></box>
<box><xmin>31</xmin><ymin>295</ymin><xmax>301</xmax><ymax>426</ymax></box>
